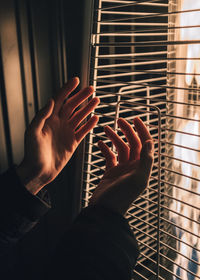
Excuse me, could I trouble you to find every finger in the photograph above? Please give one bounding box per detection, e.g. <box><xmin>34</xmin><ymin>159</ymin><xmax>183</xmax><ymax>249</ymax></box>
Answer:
<box><xmin>68</xmin><ymin>97</ymin><xmax>100</xmax><ymax>129</ymax></box>
<box><xmin>118</xmin><ymin>140</ymin><xmax>154</xmax><ymax>213</ymax></box>
<box><xmin>98</xmin><ymin>140</ymin><xmax>117</xmax><ymax>170</ymax></box>
<box><xmin>75</xmin><ymin>115</ymin><xmax>99</xmax><ymax>143</ymax></box>
<box><xmin>59</xmin><ymin>86</ymin><xmax>94</xmax><ymax>119</ymax></box>
<box><xmin>104</xmin><ymin>126</ymin><xmax>129</xmax><ymax>163</ymax></box>
<box><xmin>117</xmin><ymin>118</ymin><xmax>142</xmax><ymax>161</ymax></box>
<box><xmin>139</xmin><ymin>140</ymin><xmax>154</xmax><ymax>186</ymax></box>
<box><xmin>30</xmin><ymin>99</ymin><xmax>54</xmax><ymax>133</ymax></box>
<box><xmin>53</xmin><ymin>77</ymin><xmax>79</xmax><ymax>114</ymax></box>
<box><xmin>132</xmin><ymin>117</ymin><xmax>152</xmax><ymax>146</ymax></box>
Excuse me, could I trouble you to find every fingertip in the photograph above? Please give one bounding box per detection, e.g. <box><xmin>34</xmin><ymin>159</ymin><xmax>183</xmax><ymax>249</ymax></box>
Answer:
<box><xmin>60</xmin><ymin>77</ymin><xmax>80</xmax><ymax>95</ymax></box>
<box><xmin>92</xmin><ymin>96</ymin><xmax>100</xmax><ymax>103</ymax></box>
<box><xmin>104</xmin><ymin>126</ymin><xmax>109</xmax><ymax>134</ymax></box>
<box><xmin>117</xmin><ymin>118</ymin><xmax>123</xmax><ymax>125</ymax></box>
<box><xmin>104</xmin><ymin>125</ymin><xmax>110</xmax><ymax>131</ymax></box>
<box><xmin>64</xmin><ymin>77</ymin><xmax>79</xmax><ymax>89</ymax></box>
<box><xmin>49</xmin><ymin>98</ymin><xmax>54</xmax><ymax>107</ymax></box>
<box><xmin>98</xmin><ymin>140</ymin><xmax>103</xmax><ymax>147</ymax></box>
<box><xmin>104</xmin><ymin>126</ymin><xmax>114</xmax><ymax>136</ymax></box>
<box><xmin>73</xmin><ymin>76</ymin><xmax>80</xmax><ymax>84</ymax></box>
<box><xmin>92</xmin><ymin>114</ymin><xmax>99</xmax><ymax>123</ymax></box>
<box><xmin>88</xmin><ymin>85</ymin><xmax>94</xmax><ymax>92</ymax></box>
<box><xmin>47</xmin><ymin>99</ymin><xmax>54</xmax><ymax>116</ymax></box>
<box><xmin>89</xmin><ymin>97</ymin><xmax>100</xmax><ymax>106</ymax></box>
<box><xmin>117</xmin><ymin>117</ymin><xmax>129</xmax><ymax>128</ymax></box>
<box><xmin>98</xmin><ymin>140</ymin><xmax>109</xmax><ymax>157</ymax></box>
<box><xmin>97</xmin><ymin>140</ymin><xmax>109</xmax><ymax>155</ymax></box>
<box><xmin>64</xmin><ymin>77</ymin><xmax>80</xmax><ymax>87</ymax></box>
<box><xmin>132</xmin><ymin>116</ymin><xmax>140</xmax><ymax>124</ymax></box>
<box><xmin>133</xmin><ymin>117</ymin><xmax>147</xmax><ymax>131</ymax></box>
<box><xmin>95</xmin><ymin>97</ymin><xmax>100</xmax><ymax>105</ymax></box>
<box><xmin>82</xmin><ymin>98</ymin><xmax>99</xmax><ymax>117</ymax></box>
<box><xmin>118</xmin><ymin>117</ymin><xmax>125</xmax><ymax>122</ymax></box>
<box><xmin>84</xmin><ymin>86</ymin><xmax>94</xmax><ymax>94</ymax></box>
<box><xmin>86</xmin><ymin>115</ymin><xmax>99</xmax><ymax>130</ymax></box>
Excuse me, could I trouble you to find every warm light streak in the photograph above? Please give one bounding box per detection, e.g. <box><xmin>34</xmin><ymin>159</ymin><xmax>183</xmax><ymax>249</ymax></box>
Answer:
<box><xmin>180</xmin><ymin>0</ymin><xmax>200</xmax><ymax>86</ymax></box>
<box><xmin>173</xmin><ymin>114</ymin><xmax>200</xmax><ymax>176</ymax></box>
<box><xmin>170</xmin><ymin>1</ymin><xmax>200</xmax><ymax>279</ymax></box>
<box><xmin>171</xmin><ymin>114</ymin><xmax>200</xmax><ymax>279</ymax></box>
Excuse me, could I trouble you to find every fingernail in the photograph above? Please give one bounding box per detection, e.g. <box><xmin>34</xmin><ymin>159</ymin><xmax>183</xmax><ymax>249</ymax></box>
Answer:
<box><xmin>71</xmin><ymin>77</ymin><xmax>79</xmax><ymax>83</ymax></box>
<box><xmin>88</xmin><ymin>85</ymin><xmax>94</xmax><ymax>91</ymax></box>
<box><xmin>147</xmin><ymin>141</ymin><xmax>153</xmax><ymax>153</ymax></box>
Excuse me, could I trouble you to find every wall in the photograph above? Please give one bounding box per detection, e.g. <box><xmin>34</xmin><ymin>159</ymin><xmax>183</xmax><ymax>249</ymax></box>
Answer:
<box><xmin>0</xmin><ymin>0</ymin><xmax>93</xmax><ymax>278</ymax></box>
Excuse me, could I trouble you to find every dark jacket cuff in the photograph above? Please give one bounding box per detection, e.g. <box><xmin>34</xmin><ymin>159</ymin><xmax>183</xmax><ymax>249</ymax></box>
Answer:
<box><xmin>77</xmin><ymin>205</ymin><xmax>140</xmax><ymax>269</ymax></box>
<box><xmin>0</xmin><ymin>166</ymin><xmax>51</xmax><ymax>221</ymax></box>
<box><xmin>49</xmin><ymin>205</ymin><xmax>139</xmax><ymax>280</ymax></box>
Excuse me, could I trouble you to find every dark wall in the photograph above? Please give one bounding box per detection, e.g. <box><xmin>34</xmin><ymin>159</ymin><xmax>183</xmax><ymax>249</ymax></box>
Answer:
<box><xmin>0</xmin><ymin>0</ymin><xmax>93</xmax><ymax>278</ymax></box>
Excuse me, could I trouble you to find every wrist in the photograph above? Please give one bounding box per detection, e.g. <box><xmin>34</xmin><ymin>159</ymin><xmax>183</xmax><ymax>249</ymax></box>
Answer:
<box><xmin>16</xmin><ymin>161</ymin><xmax>44</xmax><ymax>195</ymax></box>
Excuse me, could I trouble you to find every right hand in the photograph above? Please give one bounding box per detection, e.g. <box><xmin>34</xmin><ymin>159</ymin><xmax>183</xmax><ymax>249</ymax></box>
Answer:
<box><xmin>89</xmin><ymin>117</ymin><xmax>154</xmax><ymax>216</ymax></box>
<box><xmin>16</xmin><ymin>77</ymin><xmax>99</xmax><ymax>195</ymax></box>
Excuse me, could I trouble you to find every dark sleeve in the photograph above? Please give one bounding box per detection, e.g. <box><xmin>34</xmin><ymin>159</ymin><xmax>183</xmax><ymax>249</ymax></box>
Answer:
<box><xmin>48</xmin><ymin>205</ymin><xmax>139</xmax><ymax>280</ymax></box>
<box><xmin>0</xmin><ymin>166</ymin><xmax>51</xmax><ymax>255</ymax></box>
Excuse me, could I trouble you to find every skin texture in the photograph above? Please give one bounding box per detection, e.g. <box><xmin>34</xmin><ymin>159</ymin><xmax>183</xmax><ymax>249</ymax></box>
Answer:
<box><xmin>16</xmin><ymin>77</ymin><xmax>154</xmax><ymax>215</ymax></box>
<box><xmin>16</xmin><ymin>77</ymin><xmax>99</xmax><ymax>194</ymax></box>
<box><xmin>89</xmin><ymin>117</ymin><xmax>154</xmax><ymax>216</ymax></box>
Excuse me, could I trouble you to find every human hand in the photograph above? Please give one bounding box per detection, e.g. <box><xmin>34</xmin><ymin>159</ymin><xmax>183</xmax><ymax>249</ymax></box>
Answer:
<box><xmin>16</xmin><ymin>77</ymin><xmax>99</xmax><ymax>194</ymax></box>
<box><xmin>89</xmin><ymin>117</ymin><xmax>154</xmax><ymax>216</ymax></box>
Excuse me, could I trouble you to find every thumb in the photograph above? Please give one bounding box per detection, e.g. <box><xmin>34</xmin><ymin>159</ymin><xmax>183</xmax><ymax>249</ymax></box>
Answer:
<box><xmin>139</xmin><ymin>140</ymin><xmax>154</xmax><ymax>183</ymax></box>
<box><xmin>31</xmin><ymin>99</ymin><xmax>54</xmax><ymax>132</ymax></box>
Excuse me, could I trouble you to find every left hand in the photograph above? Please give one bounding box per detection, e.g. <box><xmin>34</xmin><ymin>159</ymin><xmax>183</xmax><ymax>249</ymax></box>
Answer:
<box><xmin>16</xmin><ymin>77</ymin><xmax>99</xmax><ymax>194</ymax></box>
<box><xmin>89</xmin><ymin>117</ymin><xmax>154</xmax><ymax>216</ymax></box>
